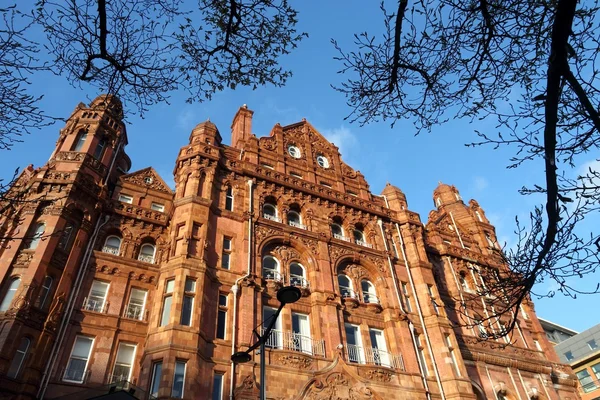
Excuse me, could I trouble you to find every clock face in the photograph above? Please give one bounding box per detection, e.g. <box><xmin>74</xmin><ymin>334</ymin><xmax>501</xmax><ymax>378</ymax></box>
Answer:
<box><xmin>288</xmin><ymin>145</ymin><xmax>301</xmax><ymax>159</ymax></box>
<box><xmin>316</xmin><ymin>155</ymin><xmax>329</xmax><ymax>168</ymax></box>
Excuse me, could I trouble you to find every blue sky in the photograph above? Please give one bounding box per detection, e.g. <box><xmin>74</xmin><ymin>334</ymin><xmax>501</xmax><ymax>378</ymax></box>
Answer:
<box><xmin>1</xmin><ymin>1</ymin><xmax>597</xmax><ymax>333</ymax></box>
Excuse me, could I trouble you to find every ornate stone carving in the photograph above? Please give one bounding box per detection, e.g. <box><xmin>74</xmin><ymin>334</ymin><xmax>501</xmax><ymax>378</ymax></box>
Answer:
<box><xmin>364</xmin><ymin>369</ymin><xmax>392</xmax><ymax>382</ymax></box>
<box><xmin>328</xmin><ymin>244</ymin><xmax>352</xmax><ymax>264</ymax></box>
<box><xmin>13</xmin><ymin>250</ymin><xmax>34</xmax><ymax>268</ymax></box>
<box><xmin>121</xmin><ymin>167</ymin><xmax>173</xmax><ymax>193</ymax></box>
<box><xmin>304</xmin><ymin>372</ymin><xmax>381</xmax><ymax>400</ymax></box>
<box><xmin>277</xmin><ymin>354</ymin><xmax>313</xmax><ymax>369</ymax></box>
<box><xmin>255</xmin><ymin>224</ymin><xmax>280</xmax><ymax>245</ymax></box>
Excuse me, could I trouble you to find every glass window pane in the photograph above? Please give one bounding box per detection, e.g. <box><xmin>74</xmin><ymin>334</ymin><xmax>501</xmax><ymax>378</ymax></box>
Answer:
<box><xmin>150</xmin><ymin>362</ymin><xmax>162</xmax><ymax>397</ymax></box>
<box><xmin>219</xmin><ymin>294</ymin><xmax>227</xmax><ymax>307</ymax></box>
<box><xmin>212</xmin><ymin>374</ymin><xmax>224</xmax><ymax>400</ymax></box>
<box><xmin>221</xmin><ymin>253</ymin><xmax>230</xmax><ymax>269</ymax></box>
<box><xmin>72</xmin><ymin>337</ymin><xmax>93</xmax><ymax>358</ymax></box>
<box><xmin>129</xmin><ymin>288</ymin><xmax>146</xmax><ymax>304</ymax></box>
<box><xmin>165</xmin><ymin>280</ymin><xmax>175</xmax><ymax>293</ymax></box>
<box><xmin>223</xmin><ymin>238</ymin><xmax>231</xmax><ymax>250</ymax></box>
<box><xmin>160</xmin><ymin>296</ymin><xmax>172</xmax><ymax>326</ymax></box>
<box><xmin>181</xmin><ymin>295</ymin><xmax>193</xmax><ymax>326</ymax></box>
<box><xmin>7</xmin><ymin>337</ymin><xmax>30</xmax><ymax>378</ymax></box>
<box><xmin>217</xmin><ymin>310</ymin><xmax>226</xmax><ymax>339</ymax></box>
<box><xmin>185</xmin><ymin>278</ymin><xmax>196</xmax><ymax>292</ymax></box>
<box><xmin>0</xmin><ymin>278</ymin><xmax>21</xmax><ymax>311</ymax></box>
<box><xmin>172</xmin><ymin>361</ymin><xmax>186</xmax><ymax>398</ymax></box>
<box><xmin>116</xmin><ymin>343</ymin><xmax>136</xmax><ymax>365</ymax></box>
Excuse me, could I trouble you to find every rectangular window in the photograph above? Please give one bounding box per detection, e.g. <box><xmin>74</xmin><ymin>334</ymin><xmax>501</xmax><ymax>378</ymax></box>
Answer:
<box><xmin>588</xmin><ymin>339</ymin><xmax>598</xmax><ymax>350</ymax></box>
<box><xmin>290</xmin><ymin>172</ymin><xmax>302</xmax><ymax>178</ymax></box>
<box><xmin>260</xmin><ymin>163</ymin><xmax>274</xmax><ymax>170</ymax></box>
<box><xmin>369</xmin><ymin>328</ymin><xmax>390</xmax><ymax>367</ymax></box>
<box><xmin>125</xmin><ymin>288</ymin><xmax>147</xmax><ymax>320</ymax></box>
<box><xmin>401</xmin><ymin>282</ymin><xmax>412</xmax><ymax>312</ymax></box>
<box><xmin>64</xmin><ymin>336</ymin><xmax>94</xmax><ymax>383</ymax></box>
<box><xmin>150</xmin><ymin>362</ymin><xmax>162</xmax><ymax>398</ymax></box>
<box><xmin>221</xmin><ymin>237</ymin><xmax>232</xmax><ymax>269</ymax></box>
<box><xmin>161</xmin><ymin>296</ymin><xmax>172</xmax><ymax>327</ymax></box>
<box><xmin>85</xmin><ymin>280</ymin><xmax>109</xmax><ymax>312</ymax></box>
<box><xmin>263</xmin><ymin>307</ymin><xmax>282</xmax><ymax>348</ymax></box>
<box><xmin>416</xmin><ymin>335</ymin><xmax>429</xmax><ymax>376</ymax></box>
<box><xmin>292</xmin><ymin>312</ymin><xmax>312</xmax><ymax>354</ymax></box>
<box><xmin>217</xmin><ymin>294</ymin><xmax>228</xmax><ymax>339</ymax></box>
<box><xmin>165</xmin><ymin>279</ymin><xmax>175</xmax><ymax>293</ymax></box>
<box><xmin>577</xmin><ymin>369</ymin><xmax>597</xmax><ymax>393</ymax></box>
<box><xmin>184</xmin><ymin>277</ymin><xmax>196</xmax><ymax>293</ymax></box>
<box><xmin>591</xmin><ymin>362</ymin><xmax>600</xmax><ymax>380</ymax></box>
<box><xmin>445</xmin><ymin>334</ymin><xmax>460</xmax><ymax>376</ymax></box>
<box><xmin>151</xmin><ymin>203</ymin><xmax>165</xmax><ymax>212</ymax></box>
<box><xmin>212</xmin><ymin>373</ymin><xmax>224</xmax><ymax>400</ymax></box>
<box><xmin>118</xmin><ymin>194</ymin><xmax>133</xmax><ymax>204</ymax></box>
<box><xmin>180</xmin><ymin>296</ymin><xmax>194</xmax><ymax>326</ymax></box>
<box><xmin>344</xmin><ymin>323</ymin><xmax>364</xmax><ymax>364</ymax></box>
<box><xmin>225</xmin><ymin>187</ymin><xmax>234</xmax><ymax>211</ymax></box>
<box><xmin>427</xmin><ymin>285</ymin><xmax>438</xmax><ymax>315</ymax></box>
<box><xmin>565</xmin><ymin>351</ymin><xmax>574</xmax><ymax>361</ymax></box>
<box><xmin>533</xmin><ymin>340</ymin><xmax>543</xmax><ymax>352</ymax></box>
<box><xmin>111</xmin><ymin>343</ymin><xmax>136</xmax><ymax>382</ymax></box>
<box><xmin>171</xmin><ymin>361</ymin><xmax>186</xmax><ymax>398</ymax></box>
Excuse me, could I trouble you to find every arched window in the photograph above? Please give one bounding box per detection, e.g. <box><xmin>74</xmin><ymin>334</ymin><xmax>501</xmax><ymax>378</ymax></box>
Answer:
<box><xmin>353</xmin><ymin>229</ymin><xmax>367</xmax><ymax>246</ymax></box>
<box><xmin>290</xmin><ymin>262</ymin><xmax>308</xmax><ymax>288</ymax></box>
<box><xmin>331</xmin><ymin>223</ymin><xmax>344</xmax><ymax>239</ymax></box>
<box><xmin>7</xmin><ymin>337</ymin><xmax>30</xmax><ymax>378</ymax></box>
<box><xmin>361</xmin><ymin>280</ymin><xmax>378</xmax><ymax>304</ymax></box>
<box><xmin>138</xmin><ymin>243</ymin><xmax>156</xmax><ymax>263</ymax></box>
<box><xmin>263</xmin><ymin>203</ymin><xmax>278</xmax><ymax>221</ymax></box>
<box><xmin>25</xmin><ymin>222</ymin><xmax>45</xmax><ymax>250</ymax></box>
<box><xmin>93</xmin><ymin>138</ymin><xmax>107</xmax><ymax>160</ymax></box>
<box><xmin>103</xmin><ymin>236</ymin><xmax>122</xmax><ymax>255</ymax></box>
<box><xmin>72</xmin><ymin>131</ymin><xmax>88</xmax><ymax>152</ymax></box>
<box><xmin>37</xmin><ymin>275</ymin><xmax>53</xmax><ymax>309</ymax></box>
<box><xmin>58</xmin><ymin>221</ymin><xmax>76</xmax><ymax>251</ymax></box>
<box><xmin>0</xmin><ymin>277</ymin><xmax>21</xmax><ymax>312</ymax></box>
<box><xmin>262</xmin><ymin>256</ymin><xmax>281</xmax><ymax>281</ymax></box>
<box><xmin>225</xmin><ymin>187</ymin><xmax>234</xmax><ymax>211</ymax></box>
<box><xmin>338</xmin><ymin>275</ymin><xmax>355</xmax><ymax>299</ymax></box>
<box><xmin>459</xmin><ymin>272</ymin><xmax>471</xmax><ymax>292</ymax></box>
<box><xmin>198</xmin><ymin>172</ymin><xmax>206</xmax><ymax>197</ymax></box>
<box><xmin>288</xmin><ymin>211</ymin><xmax>304</xmax><ymax>229</ymax></box>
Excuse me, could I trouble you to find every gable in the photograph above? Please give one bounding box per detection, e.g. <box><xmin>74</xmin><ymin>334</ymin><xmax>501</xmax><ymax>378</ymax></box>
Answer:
<box><xmin>120</xmin><ymin>167</ymin><xmax>173</xmax><ymax>194</ymax></box>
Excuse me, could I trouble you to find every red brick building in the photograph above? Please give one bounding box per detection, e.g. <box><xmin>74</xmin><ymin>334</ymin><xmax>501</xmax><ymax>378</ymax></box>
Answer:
<box><xmin>0</xmin><ymin>96</ymin><xmax>580</xmax><ymax>399</ymax></box>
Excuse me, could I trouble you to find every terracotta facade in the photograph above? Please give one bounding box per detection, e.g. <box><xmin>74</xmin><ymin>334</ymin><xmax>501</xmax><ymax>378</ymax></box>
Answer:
<box><xmin>0</xmin><ymin>96</ymin><xmax>580</xmax><ymax>400</ymax></box>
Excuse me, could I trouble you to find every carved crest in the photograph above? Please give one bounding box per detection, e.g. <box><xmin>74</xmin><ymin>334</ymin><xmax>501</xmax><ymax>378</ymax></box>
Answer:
<box><xmin>120</xmin><ymin>167</ymin><xmax>173</xmax><ymax>194</ymax></box>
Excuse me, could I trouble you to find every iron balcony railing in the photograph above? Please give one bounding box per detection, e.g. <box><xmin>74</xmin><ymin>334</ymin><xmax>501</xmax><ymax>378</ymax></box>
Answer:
<box><xmin>123</xmin><ymin>304</ymin><xmax>145</xmax><ymax>320</ymax></box>
<box><xmin>288</xmin><ymin>220</ymin><xmax>306</xmax><ymax>230</ymax></box>
<box><xmin>333</xmin><ymin>233</ymin><xmax>350</xmax><ymax>242</ymax></box>
<box><xmin>355</xmin><ymin>240</ymin><xmax>373</xmax><ymax>248</ymax></box>
<box><xmin>263</xmin><ymin>270</ymin><xmax>284</xmax><ymax>282</ymax></box>
<box><xmin>341</xmin><ymin>287</ymin><xmax>358</xmax><ymax>300</ymax></box>
<box><xmin>263</xmin><ymin>213</ymin><xmax>281</xmax><ymax>222</ymax></box>
<box><xmin>102</xmin><ymin>246</ymin><xmax>120</xmax><ymax>255</ymax></box>
<box><xmin>290</xmin><ymin>275</ymin><xmax>310</xmax><ymax>289</ymax></box>
<box><xmin>83</xmin><ymin>297</ymin><xmax>107</xmax><ymax>313</ymax></box>
<box><xmin>62</xmin><ymin>366</ymin><xmax>91</xmax><ymax>383</ymax></box>
<box><xmin>362</xmin><ymin>292</ymin><xmax>380</xmax><ymax>304</ymax></box>
<box><xmin>137</xmin><ymin>254</ymin><xmax>155</xmax><ymax>264</ymax></box>
<box><xmin>260</xmin><ymin>328</ymin><xmax>325</xmax><ymax>357</ymax></box>
<box><xmin>109</xmin><ymin>373</ymin><xmax>132</xmax><ymax>384</ymax></box>
<box><xmin>345</xmin><ymin>344</ymin><xmax>404</xmax><ymax>370</ymax></box>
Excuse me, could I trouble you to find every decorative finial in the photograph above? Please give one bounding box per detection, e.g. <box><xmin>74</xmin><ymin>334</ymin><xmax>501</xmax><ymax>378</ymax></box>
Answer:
<box><xmin>242</xmin><ymin>104</ymin><xmax>247</xmax><ymax>108</ymax></box>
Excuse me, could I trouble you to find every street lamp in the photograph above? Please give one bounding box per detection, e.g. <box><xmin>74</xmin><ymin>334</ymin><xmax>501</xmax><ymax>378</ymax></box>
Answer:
<box><xmin>231</xmin><ymin>285</ymin><xmax>302</xmax><ymax>400</ymax></box>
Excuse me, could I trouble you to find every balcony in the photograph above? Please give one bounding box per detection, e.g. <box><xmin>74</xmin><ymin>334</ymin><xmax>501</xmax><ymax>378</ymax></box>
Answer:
<box><xmin>260</xmin><ymin>328</ymin><xmax>325</xmax><ymax>357</ymax></box>
<box><xmin>290</xmin><ymin>276</ymin><xmax>310</xmax><ymax>289</ymax></box>
<box><xmin>263</xmin><ymin>270</ymin><xmax>284</xmax><ymax>283</ymax></box>
<box><xmin>102</xmin><ymin>246</ymin><xmax>120</xmax><ymax>256</ymax></box>
<box><xmin>288</xmin><ymin>220</ymin><xmax>306</xmax><ymax>230</ymax></box>
<box><xmin>333</xmin><ymin>233</ymin><xmax>350</xmax><ymax>242</ymax></box>
<box><xmin>137</xmin><ymin>254</ymin><xmax>155</xmax><ymax>264</ymax></box>
<box><xmin>345</xmin><ymin>344</ymin><xmax>404</xmax><ymax>370</ymax></box>
<box><xmin>355</xmin><ymin>240</ymin><xmax>373</xmax><ymax>249</ymax></box>
<box><xmin>83</xmin><ymin>298</ymin><xmax>107</xmax><ymax>313</ymax></box>
<box><xmin>123</xmin><ymin>304</ymin><xmax>145</xmax><ymax>320</ymax></box>
<box><xmin>263</xmin><ymin>214</ymin><xmax>281</xmax><ymax>223</ymax></box>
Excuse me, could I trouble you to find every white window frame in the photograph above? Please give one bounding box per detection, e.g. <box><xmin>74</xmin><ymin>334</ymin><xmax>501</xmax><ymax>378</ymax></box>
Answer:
<box><xmin>290</xmin><ymin>262</ymin><xmax>307</xmax><ymax>288</ymax></box>
<box><xmin>171</xmin><ymin>360</ymin><xmax>187</xmax><ymax>398</ymax></box>
<box><xmin>63</xmin><ymin>336</ymin><xmax>94</xmax><ymax>383</ymax></box>
<box><xmin>291</xmin><ymin>312</ymin><xmax>312</xmax><ymax>354</ymax></box>
<box><xmin>103</xmin><ymin>235</ymin><xmax>122</xmax><ymax>255</ymax></box>
<box><xmin>0</xmin><ymin>278</ymin><xmax>21</xmax><ymax>312</ymax></box>
<box><xmin>344</xmin><ymin>323</ymin><xmax>365</xmax><ymax>364</ymax></box>
<box><xmin>445</xmin><ymin>334</ymin><xmax>461</xmax><ymax>376</ymax></box>
<box><xmin>150</xmin><ymin>361</ymin><xmax>163</xmax><ymax>398</ymax></box>
<box><xmin>111</xmin><ymin>343</ymin><xmax>137</xmax><ymax>382</ymax></box>
<box><xmin>225</xmin><ymin>187</ymin><xmax>234</xmax><ymax>211</ymax></box>
<box><xmin>7</xmin><ymin>337</ymin><xmax>30</xmax><ymax>378</ymax></box>
<box><xmin>25</xmin><ymin>222</ymin><xmax>45</xmax><ymax>250</ymax></box>
<box><xmin>368</xmin><ymin>328</ymin><xmax>390</xmax><ymax>367</ymax></box>
<box><xmin>151</xmin><ymin>202</ymin><xmax>165</xmax><ymax>212</ymax></box>
<box><xmin>138</xmin><ymin>243</ymin><xmax>156</xmax><ymax>263</ymax></box>
<box><xmin>263</xmin><ymin>204</ymin><xmax>278</xmax><ymax>221</ymax></box>
<box><xmin>287</xmin><ymin>145</ymin><xmax>301</xmax><ymax>158</ymax></box>
<box><xmin>361</xmin><ymin>280</ymin><xmax>378</xmax><ymax>304</ymax></box>
<box><xmin>212</xmin><ymin>373</ymin><xmax>224</xmax><ymax>400</ymax></box>
<box><xmin>338</xmin><ymin>274</ymin><xmax>355</xmax><ymax>299</ymax></box>
<box><xmin>125</xmin><ymin>288</ymin><xmax>147</xmax><ymax>320</ymax></box>
<box><xmin>118</xmin><ymin>194</ymin><xmax>133</xmax><ymax>204</ymax></box>
<box><xmin>85</xmin><ymin>280</ymin><xmax>109</xmax><ymax>313</ymax></box>
<box><xmin>316</xmin><ymin>155</ymin><xmax>329</xmax><ymax>168</ymax></box>
<box><xmin>263</xmin><ymin>307</ymin><xmax>283</xmax><ymax>349</ymax></box>
<box><xmin>38</xmin><ymin>275</ymin><xmax>53</xmax><ymax>308</ymax></box>
<box><xmin>217</xmin><ymin>294</ymin><xmax>228</xmax><ymax>340</ymax></box>
<box><xmin>262</xmin><ymin>256</ymin><xmax>281</xmax><ymax>281</ymax></box>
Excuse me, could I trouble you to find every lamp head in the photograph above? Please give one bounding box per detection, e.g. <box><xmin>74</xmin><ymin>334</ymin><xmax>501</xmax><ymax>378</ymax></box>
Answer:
<box><xmin>231</xmin><ymin>351</ymin><xmax>252</xmax><ymax>364</ymax></box>
<box><xmin>276</xmin><ymin>286</ymin><xmax>302</xmax><ymax>304</ymax></box>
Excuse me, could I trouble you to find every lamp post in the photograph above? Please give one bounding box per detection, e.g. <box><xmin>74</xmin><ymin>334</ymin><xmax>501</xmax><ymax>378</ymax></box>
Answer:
<box><xmin>231</xmin><ymin>285</ymin><xmax>301</xmax><ymax>400</ymax></box>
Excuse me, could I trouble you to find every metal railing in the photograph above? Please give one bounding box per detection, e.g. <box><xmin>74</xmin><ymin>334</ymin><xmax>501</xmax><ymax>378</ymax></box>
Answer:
<box><xmin>355</xmin><ymin>240</ymin><xmax>373</xmax><ymax>248</ymax></box>
<box><xmin>263</xmin><ymin>270</ymin><xmax>284</xmax><ymax>282</ymax></box>
<box><xmin>62</xmin><ymin>366</ymin><xmax>90</xmax><ymax>383</ymax></box>
<box><xmin>123</xmin><ymin>304</ymin><xmax>145</xmax><ymax>320</ymax></box>
<box><xmin>333</xmin><ymin>233</ymin><xmax>350</xmax><ymax>242</ymax></box>
<box><xmin>362</xmin><ymin>292</ymin><xmax>380</xmax><ymax>304</ymax></box>
<box><xmin>109</xmin><ymin>373</ymin><xmax>132</xmax><ymax>384</ymax></box>
<box><xmin>83</xmin><ymin>298</ymin><xmax>107</xmax><ymax>313</ymax></box>
<box><xmin>341</xmin><ymin>288</ymin><xmax>358</xmax><ymax>300</ymax></box>
<box><xmin>263</xmin><ymin>213</ymin><xmax>281</xmax><ymax>222</ymax></box>
<box><xmin>137</xmin><ymin>254</ymin><xmax>155</xmax><ymax>264</ymax></box>
<box><xmin>288</xmin><ymin>220</ymin><xmax>306</xmax><ymax>230</ymax></box>
<box><xmin>290</xmin><ymin>276</ymin><xmax>310</xmax><ymax>289</ymax></box>
<box><xmin>345</xmin><ymin>344</ymin><xmax>404</xmax><ymax>370</ymax></box>
<box><xmin>260</xmin><ymin>328</ymin><xmax>325</xmax><ymax>357</ymax></box>
<box><xmin>102</xmin><ymin>246</ymin><xmax>120</xmax><ymax>255</ymax></box>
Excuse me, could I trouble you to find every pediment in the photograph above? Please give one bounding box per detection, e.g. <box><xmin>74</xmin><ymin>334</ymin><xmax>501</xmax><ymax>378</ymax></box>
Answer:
<box><xmin>427</xmin><ymin>210</ymin><xmax>472</xmax><ymax>241</ymax></box>
<box><xmin>120</xmin><ymin>167</ymin><xmax>173</xmax><ymax>194</ymax></box>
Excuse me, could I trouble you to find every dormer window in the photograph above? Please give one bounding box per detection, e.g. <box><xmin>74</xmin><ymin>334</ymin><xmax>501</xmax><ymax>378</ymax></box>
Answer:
<box><xmin>316</xmin><ymin>155</ymin><xmax>329</xmax><ymax>168</ymax></box>
<box><xmin>287</xmin><ymin>145</ymin><xmax>301</xmax><ymax>159</ymax></box>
